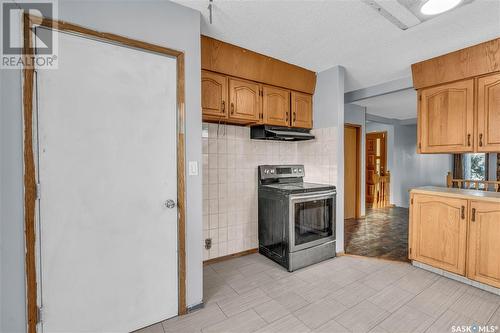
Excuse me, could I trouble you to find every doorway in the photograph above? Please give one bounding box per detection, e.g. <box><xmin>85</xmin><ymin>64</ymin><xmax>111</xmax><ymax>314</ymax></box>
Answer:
<box><xmin>23</xmin><ymin>16</ymin><xmax>186</xmax><ymax>333</ymax></box>
<box><xmin>344</xmin><ymin>124</ymin><xmax>361</xmax><ymax>219</ymax></box>
<box><xmin>366</xmin><ymin>131</ymin><xmax>387</xmax><ymax>207</ymax></box>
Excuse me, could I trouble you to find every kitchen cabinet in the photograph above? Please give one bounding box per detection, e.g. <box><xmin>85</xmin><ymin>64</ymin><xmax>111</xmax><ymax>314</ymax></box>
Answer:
<box><xmin>202</xmin><ymin>71</ymin><xmax>228</xmax><ymax>121</ymax></box>
<box><xmin>410</xmin><ymin>187</ymin><xmax>500</xmax><ymax>289</ymax></box>
<box><xmin>262</xmin><ymin>85</ymin><xmax>290</xmax><ymax>126</ymax></box>
<box><xmin>467</xmin><ymin>200</ymin><xmax>500</xmax><ymax>288</ymax></box>
<box><xmin>477</xmin><ymin>73</ymin><xmax>500</xmax><ymax>152</ymax></box>
<box><xmin>229</xmin><ymin>78</ymin><xmax>261</xmax><ymax>123</ymax></box>
<box><xmin>418</xmin><ymin>79</ymin><xmax>474</xmax><ymax>153</ymax></box>
<box><xmin>291</xmin><ymin>91</ymin><xmax>313</xmax><ymax>129</ymax></box>
<box><xmin>410</xmin><ymin>193</ymin><xmax>468</xmax><ymax>275</ymax></box>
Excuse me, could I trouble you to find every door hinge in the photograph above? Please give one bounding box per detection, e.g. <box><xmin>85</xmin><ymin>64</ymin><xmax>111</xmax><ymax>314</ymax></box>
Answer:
<box><xmin>411</xmin><ymin>198</ymin><xmax>414</xmax><ymax>205</ymax></box>
<box><xmin>36</xmin><ymin>183</ymin><xmax>41</xmax><ymax>200</ymax></box>
<box><xmin>419</xmin><ymin>95</ymin><xmax>422</xmax><ymax>101</ymax></box>
<box><xmin>409</xmin><ymin>248</ymin><xmax>412</xmax><ymax>255</ymax></box>
<box><xmin>418</xmin><ymin>143</ymin><xmax>421</xmax><ymax>149</ymax></box>
<box><xmin>36</xmin><ymin>306</ymin><xmax>43</xmax><ymax>324</ymax></box>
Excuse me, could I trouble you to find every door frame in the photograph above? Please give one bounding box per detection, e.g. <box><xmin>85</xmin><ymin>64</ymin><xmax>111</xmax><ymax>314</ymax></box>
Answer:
<box><xmin>365</xmin><ymin>131</ymin><xmax>387</xmax><ymax>205</ymax></box>
<box><xmin>22</xmin><ymin>14</ymin><xmax>187</xmax><ymax>333</ymax></box>
<box><xmin>344</xmin><ymin>124</ymin><xmax>362</xmax><ymax>219</ymax></box>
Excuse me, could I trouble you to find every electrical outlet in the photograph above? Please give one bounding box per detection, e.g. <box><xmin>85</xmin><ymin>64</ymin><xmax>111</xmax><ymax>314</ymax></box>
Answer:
<box><xmin>205</xmin><ymin>238</ymin><xmax>212</xmax><ymax>250</ymax></box>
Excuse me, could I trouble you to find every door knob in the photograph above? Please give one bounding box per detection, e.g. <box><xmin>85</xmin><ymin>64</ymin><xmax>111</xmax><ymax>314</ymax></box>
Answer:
<box><xmin>165</xmin><ymin>199</ymin><xmax>176</xmax><ymax>209</ymax></box>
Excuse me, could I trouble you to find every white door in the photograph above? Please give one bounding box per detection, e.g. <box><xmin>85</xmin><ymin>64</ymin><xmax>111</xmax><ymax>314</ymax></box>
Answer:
<box><xmin>35</xmin><ymin>29</ymin><xmax>178</xmax><ymax>333</ymax></box>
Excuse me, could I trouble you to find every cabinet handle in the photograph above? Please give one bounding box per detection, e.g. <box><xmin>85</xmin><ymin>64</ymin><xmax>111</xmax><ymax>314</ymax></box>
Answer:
<box><xmin>479</xmin><ymin>134</ymin><xmax>483</xmax><ymax>147</ymax></box>
<box><xmin>221</xmin><ymin>101</ymin><xmax>225</xmax><ymax>113</ymax></box>
<box><xmin>471</xmin><ymin>208</ymin><xmax>476</xmax><ymax>222</ymax></box>
<box><xmin>467</xmin><ymin>134</ymin><xmax>471</xmax><ymax>146</ymax></box>
<box><xmin>293</xmin><ymin>112</ymin><xmax>296</xmax><ymax>123</ymax></box>
<box><xmin>461</xmin><ymin>205</ymin><xmax>465</xmax><ymax>219</ymax></box>
<box><xmin>230</xmin><ymin>103</ymin><xmax>234</xmax><ymax>115</ymax></box>
<box><xmin>286</xmin><ymin>112</ymin><xmax>289</xmax><ymax>122</ymax></box>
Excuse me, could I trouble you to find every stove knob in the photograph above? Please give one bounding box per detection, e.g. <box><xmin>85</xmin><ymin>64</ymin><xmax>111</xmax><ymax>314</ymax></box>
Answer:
<box><xmin>293</xmin><ymin>168</ymin><xmax>298</xmax><ymax>173</ymax></box>
<box><xmin>270</xmin><ymin>169</ymin><xmax>275</xmax><ymax>174</ymax></box>
<box><xmin>298</xmin><ymin>168</ymin><xmax>303</xmax><ymax>173</ymax></box>
<box><xmin>264</xmin><ymin>169</ymin><xmax>269</xmax><ymax>174</ymax></box>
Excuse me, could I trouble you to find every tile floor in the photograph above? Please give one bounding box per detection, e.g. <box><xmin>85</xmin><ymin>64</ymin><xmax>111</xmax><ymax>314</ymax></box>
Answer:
<box><xmin>137</xmin><ymin>254</ymin><xmax>500</xmax><ymax>333</ymax></box>
<box><xmin>344</xmin><ymin>207</ymin><xmax>409</xmax><ymax>262</ymax></box>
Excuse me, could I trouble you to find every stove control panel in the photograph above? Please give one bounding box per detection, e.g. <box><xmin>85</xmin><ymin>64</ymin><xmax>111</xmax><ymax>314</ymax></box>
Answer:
<box><xmin>259</xmin><ymin>165</ymin><xmax>305</xmax><ymax>180</ymax></box>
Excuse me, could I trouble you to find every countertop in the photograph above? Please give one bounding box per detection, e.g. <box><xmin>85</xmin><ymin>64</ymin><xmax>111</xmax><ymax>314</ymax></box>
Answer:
<box><xmin>410</xmin><ymin>186</ymin><xmax>500</xmax><ymax>203</ymax></box>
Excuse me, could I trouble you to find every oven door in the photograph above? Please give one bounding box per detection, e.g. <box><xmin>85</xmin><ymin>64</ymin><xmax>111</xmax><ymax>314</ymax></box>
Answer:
<box><xmin>289</xmin><ymin>190</ymin><xmax>336</xmax><ymax>252</ymax></box>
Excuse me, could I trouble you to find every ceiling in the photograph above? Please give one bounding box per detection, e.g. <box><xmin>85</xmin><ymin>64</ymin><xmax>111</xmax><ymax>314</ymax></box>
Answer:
<box><xmin>353</xmin><ymin>88</ymin><xmax>417</xmax><ymax>120</ymax></box>
<box><xmin>172</xmin><ymin>0</ymin><xmax>500</xmax><ymax>92</ymax></box>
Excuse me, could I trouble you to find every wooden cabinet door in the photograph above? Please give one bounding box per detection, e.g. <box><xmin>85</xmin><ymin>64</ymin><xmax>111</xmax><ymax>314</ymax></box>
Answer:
<box><xmin>291</xmin><ymin>91</ymin><xmax>312</xmax><ymax>129</ymax></box>
<box><xmin>229</xmin><ymin>78</ymin><xmax>261</xmax><ymax>122</ymax></box>
<box><xmin>418</xmin><ymin>79</ymin><xmax>474</xmax><ymax>153</ymax></box>
<box><xmin>201</xmin><ymin>71</ymin><xmax>228</xmax><ymax>119</ymax></box>
<box><xmin>263</xmin><ymin>85</ymin><xmax>290</xmax><ymax>126</ymax></box>
<box><xmin>467</xmin><ymin>201</ymin><xmax>500</xmax><ymax>288</ymax></box>
<box><xmin>477</xmin><ymin>73</ymin><xmax>500</xmax><ymax>152</ymax></box>
<box><xmin>411</xmin><ymin>194</ymin><xmax>468</xmax><ymax>275</ymax></box>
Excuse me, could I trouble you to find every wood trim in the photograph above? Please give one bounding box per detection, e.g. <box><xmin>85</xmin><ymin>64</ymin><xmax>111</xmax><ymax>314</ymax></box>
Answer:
<box><xmin>344</xmin><ymin>124</ymin><xmax>362</xmax><ymax>218</ymax></box>
<box><xmin>411</xmin><ymin>38</ymin><xmax>500</xmax><ymax>90</ymax></box>
<box><xmin>23</xmin><ymin>15</ymin><xmax>188</xmax><ymax>332</ymax></box>
<box><xmin>23</xmin><ymin>13</ymin><xmax>37</xmax><ymax>333</ymax></box>
<box><xmin>203</xmin><ymin>248</ymin><xmax>258</xmax><ymax>265</ymax></box>
<box><xmin>201</xmin><ymin>35</ymin><xmax>316</xmax><ymax>94</ymax></box>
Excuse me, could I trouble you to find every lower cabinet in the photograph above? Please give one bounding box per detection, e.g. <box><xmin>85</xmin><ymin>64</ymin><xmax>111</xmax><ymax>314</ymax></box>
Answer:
<box><xmin>467</xmin><ymin>200</ymin><xmax>500</xmax><ymax>288</ymax></box>
<box><xmin>410</xmin><ymin>194</ymin><xmax>468</xmax><ymax>275</ymax></box>
<box><xmin>410</xmin><ymin>192</ymin><xmax>500</xmax><ymax>289</ymax></box>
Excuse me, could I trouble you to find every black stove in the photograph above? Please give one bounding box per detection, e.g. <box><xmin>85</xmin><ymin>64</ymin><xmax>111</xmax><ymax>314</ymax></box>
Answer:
<box><xmin>257</xmin><ymin>165</ymin><xmax>337</xmax><ymax>271</ymax></box>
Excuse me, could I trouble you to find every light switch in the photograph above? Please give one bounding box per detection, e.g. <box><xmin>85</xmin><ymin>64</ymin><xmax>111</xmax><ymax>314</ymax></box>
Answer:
<box><xmin>188</xmin><ymin>161</ymin><xmax>199</xmax><ymax>176</ymax></box>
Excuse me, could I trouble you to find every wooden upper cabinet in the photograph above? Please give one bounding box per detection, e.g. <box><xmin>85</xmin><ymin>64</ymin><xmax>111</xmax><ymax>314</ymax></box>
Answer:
<box><xmin>411</xmin><ymin>194</ymin><xmax>468</xmax><ymax>275</ymax></box>
<box><xmin>291</xmin><ymin>91</ymin><xmax>313</xmax><ymax>129</ymax></box>
<box><xmin>202</xmin><ymin>71</ymin><xmax>228</xmax><ymax>120</ymax></box>
<box><xmin>477</xmin><ymin>73</ymin><xmax>500</xmax><ymax>152</ymax></box>
<box><xmin>467</xmin><ymin>200</ymin><xmax>500</xmax><ymax>288</ymax></box>
<box><xmin>229</xmin><ymin>78</ymin><xmax>261</xmax><ymax>122</ymax></box>
<box><xmin>418</xmin><ymin>79</ymin><xmax>474</xmax><ymax>153</ymax></box>
<box><xmin>262</xmin><ymin>85</ymin><xmax>290</xmax><ymax>126</ymax></box>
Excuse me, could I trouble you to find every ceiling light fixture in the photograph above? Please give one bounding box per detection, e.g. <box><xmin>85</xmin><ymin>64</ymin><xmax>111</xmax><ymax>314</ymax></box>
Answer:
<box><xmin>420</xmin><ymin>0</ymin><xmax>462</xmax><ymax>15</ymax></box>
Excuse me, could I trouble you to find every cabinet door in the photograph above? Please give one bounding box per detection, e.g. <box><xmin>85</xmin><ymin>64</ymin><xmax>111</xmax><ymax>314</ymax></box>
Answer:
<box><xmin>477</xmin><ymin>73</ymin><xmax>500</xmax><ymax>152</ymax></box>
<box><xmin>263</xmin><ymin>85</ymin><xmax>290</xmax><ymax>126</ymax></box>
<box><xmin>291</xmin><ymin>91</ymin><xmax>312</xmax><ymax>129</ymax></box>
<box><xmin>201</xmin><ymin>71</ymin><xmax>228</xmax><ymax>119</ymax></box>
<box><xmin>229</xmin><ymin>78</ymin><xmax>261</xmax><ymax>122</ymax></box>
<box><xmin>467</xmin><ymin>201</ymin><xmax>500</xmax><ymax>288</ymax></box>
<box><xmin>411</xmin><ymin>194</ymin><xmax>468</xmax><ymax>275</ymax></box>
<box><xmin>418</xmin><ymin>80</ymin><xmax>474</xmax><ymax>153</ymax></box>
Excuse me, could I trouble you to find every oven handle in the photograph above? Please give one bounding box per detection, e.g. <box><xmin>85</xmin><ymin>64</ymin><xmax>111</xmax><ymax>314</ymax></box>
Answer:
<box><xmin>289</xmin><ymin>190</ymin><xmax>336</xmax><ymax>203</ymax></box>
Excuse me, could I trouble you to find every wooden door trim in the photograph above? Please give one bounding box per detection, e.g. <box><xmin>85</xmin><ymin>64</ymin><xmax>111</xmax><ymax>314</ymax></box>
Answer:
<box><xmin>22</xmin><ymin>15</ymin><xmax>187</xmax><ymax>333</ymax></box>
<box><xmin>345</xmin><ymin>124</ymin><xmax>361</xmax><ymax>218</ymax></box>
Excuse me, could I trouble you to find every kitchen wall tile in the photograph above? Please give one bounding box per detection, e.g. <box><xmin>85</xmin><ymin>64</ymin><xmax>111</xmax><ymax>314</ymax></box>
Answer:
<box><xmin>202</xmin><ymin>122</ymin><xmax>338</xmax><ymax>260</ymax></box>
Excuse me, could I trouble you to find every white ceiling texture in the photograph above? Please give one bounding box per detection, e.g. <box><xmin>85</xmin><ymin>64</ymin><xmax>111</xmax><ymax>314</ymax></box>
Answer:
<box><xmin>355</xmin><ymin>89</ymin><xmax>417</xmax><ymax>120</ymax></box>
<box><xmin>173</xmin><ymin>0</ymin><xmax>500</xmax><ymax>92</ymax></box>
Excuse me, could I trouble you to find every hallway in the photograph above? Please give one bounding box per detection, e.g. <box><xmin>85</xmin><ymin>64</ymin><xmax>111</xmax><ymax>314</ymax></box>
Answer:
<box><xmin>344</xmin><ymin>207</ymin><xmax>409</xmax><ymax>262</ymax></box>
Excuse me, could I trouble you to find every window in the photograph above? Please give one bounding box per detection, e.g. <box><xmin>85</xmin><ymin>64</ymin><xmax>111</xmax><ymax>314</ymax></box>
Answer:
<box><xmin>463</xmin><ymin>153</ymin><xmax>489</xmax><ymax>181</ymax></box>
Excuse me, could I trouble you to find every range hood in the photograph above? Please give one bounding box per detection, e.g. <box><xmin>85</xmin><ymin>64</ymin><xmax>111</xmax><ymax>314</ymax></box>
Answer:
<box><xmin>250</xmin><ymin>125</ymin><xmax>315</xmax><ymax>141</ymax></box>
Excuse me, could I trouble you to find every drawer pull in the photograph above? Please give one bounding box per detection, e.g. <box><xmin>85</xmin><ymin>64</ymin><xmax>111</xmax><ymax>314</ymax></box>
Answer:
<box><xmin>231</xmin><ymin>103</ymin><xmax>235</xmax><ymax>115</ymax></box>
<box><xmin>467</xmin><ymin>134</ymin><xmax>471</xmax><ymax>146</ymax></box>
<box><xmin>479</xmin><ymin>134</ymin><xmax>483</xmax><ymax>147</ymax></box>
<box><xmin>472</xmin><ymin>208</ymin><xmax>476</xmax><ymax>222</ymax></box>
<box><xmin>461</xmin><ymin>205</ymin><xmax>465</xmax><ymax>219</ymax></box>
<box><xmin>221</xmin><ymin>101</ymin><xmax>225</xmax><ymax>113</ymax></box>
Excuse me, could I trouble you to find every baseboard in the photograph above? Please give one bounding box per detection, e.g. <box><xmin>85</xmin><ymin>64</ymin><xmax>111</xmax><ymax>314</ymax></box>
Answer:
<box><xmin>203</xmin><ymin>248</ymin><xmax>258</xmax><ymax>265</ymax></box>
<box><xmin>412</xmin><ymin>260</ymin><xmax>500</xmax><ymax>296</ymax></box>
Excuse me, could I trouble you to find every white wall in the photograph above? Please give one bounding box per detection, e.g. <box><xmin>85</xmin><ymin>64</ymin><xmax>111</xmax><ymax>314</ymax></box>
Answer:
<box><xmin>0</xmin><ymin>2</ymin><xmax>203</xmax><ymax>332</ymax></box>
<box><xmin>344</xmin><ymin>104</ymin><xmax>366</xmax><ymax>216</ymax></box>
<box><xmin>366</xmin><ymin>122</ymin><xmax>452</xmax><ymax>208</ymax></box>
<box><xmin>313</xmin><ymin>66</ymin><xmax>345</xmax><ymax>252</ymax></box>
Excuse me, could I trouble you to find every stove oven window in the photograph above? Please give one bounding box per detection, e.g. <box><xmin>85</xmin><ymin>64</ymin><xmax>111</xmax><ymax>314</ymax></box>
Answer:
<box><xmin>294</xmin><ymin>197</ymin><xmax>333</xmax><ymax>246</ymax></box>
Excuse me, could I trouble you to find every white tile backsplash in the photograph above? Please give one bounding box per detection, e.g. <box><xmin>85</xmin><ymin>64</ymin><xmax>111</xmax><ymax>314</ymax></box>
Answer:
<box><xmin>202</xmin><ymin>122</ymin><xmax>338</xmax><ymax>260</ymax></box>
